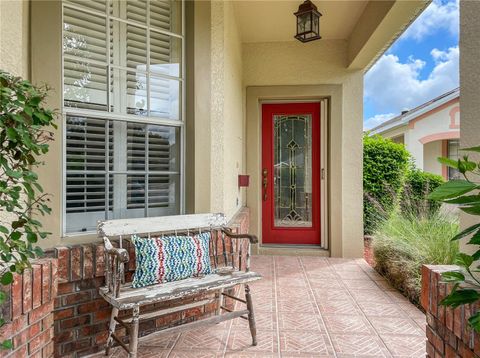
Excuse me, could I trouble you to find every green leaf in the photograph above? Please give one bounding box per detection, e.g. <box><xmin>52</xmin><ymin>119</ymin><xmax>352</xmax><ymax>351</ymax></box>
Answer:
<box><xmin>468</xmin><ymin>312</ymin><xmax>480</xmax><ymax>333</ymax></box>
<box><xmin>455</xmin><ymin>253</ymin><xmax>474</xmax><ymax>269</ymax></box>
<box><xmin>452</xmin><ymin>223</ymin><xmax>480</xmax><ymax>241</ymax></box>
<box><xmin>441</xmin><ymin>271</ymin><xmax>466</xmax><ymax>282</ymax></box>
<box><xmin>5</xmin><ymin>169</ymin><xmax>22</xmax><ymax>179</ymax></box>
<box><xmin>0</xmin><ymin>272</ymin><xmax>13</xmax><ymax>285</ymax></box>
<box><xmin>0</xmin><ymin>226</ymin><xmax>8</xmax><ymax>234</ymax></box>
<box><xmin>438</xmin><ymin>157</ymin><xmax>458</xmax><ymax>169</ymax></box>
<box><xmin>462</xmin><ymin>146</ymin><xmax>480</xmax><ymax>153</ymax></box>
<box><xmin>9</xmin><ymin>232</ymin><xmax>21</xmax><ymax>241</ymax></box>
<box><xmin>26</xmin><ymin>233</ymin><xmax>37</xmax><ymax>243</ymax></box>
<box><xmin>467</xmin><ymin>229</ymin><xmax>480</xmax><ymax>245</ymax></box>
<box><xmin>428</xmin><ymin>180</ymin><xmax>479</xmax><ymax>201</ymax></box>
<box><xmin>1</xmin><ymin>340</ymin><xmax>12</xmax><ymax>350</ymax></box>
<box><xmin>460</xmin><ymin>205</ymin><xmax>480</xmax><ymax>216</ymax></box>
<box><xmin>444</xmin><ymin>195</ymin><xmax>480</xmax><ymax>205</ymax></box>
<box><xmin>440</xmin><ymin>288</ymin><xmax>480</xmax><ymax>308</ymax></box>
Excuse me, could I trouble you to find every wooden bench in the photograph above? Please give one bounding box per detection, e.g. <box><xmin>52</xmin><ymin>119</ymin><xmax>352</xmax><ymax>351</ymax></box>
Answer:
<box><xmin>98</xmin><ymin>213</ymin><xmax>261</xmax><ymax>358</ymax></box>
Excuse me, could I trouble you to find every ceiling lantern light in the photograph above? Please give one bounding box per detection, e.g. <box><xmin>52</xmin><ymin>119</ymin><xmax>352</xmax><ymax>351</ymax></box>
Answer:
<box><xmin>294</xmin><ymin>0</ymin><xmax>322</xmax><ymax>43</ymax></box>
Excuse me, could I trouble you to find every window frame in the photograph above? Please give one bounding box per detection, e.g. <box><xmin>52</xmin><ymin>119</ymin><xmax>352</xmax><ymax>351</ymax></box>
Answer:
<box><xmin>61</xmin><ymin>0</ymin><xmax>186</xmax><ymax>236</ymax></box>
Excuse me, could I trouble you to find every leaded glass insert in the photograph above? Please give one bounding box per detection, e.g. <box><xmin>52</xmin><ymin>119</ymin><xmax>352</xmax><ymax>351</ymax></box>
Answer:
<box><xmin>273</xmin><ymin>114</ymin><xmax>312</xmax><ymax>227</ymax></box>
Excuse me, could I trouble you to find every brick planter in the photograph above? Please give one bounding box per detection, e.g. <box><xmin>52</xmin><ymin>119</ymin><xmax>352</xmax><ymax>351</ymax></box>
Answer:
<box><xmin>421</xmin><ymin>265</ymin><xmax>480</xmax><ymax>358</ymax></box>
<box><xmin>45</xmin><ymin>208</ymin><xmax>250</xmax><ymax>357</ymax></box>
<box><xmin>0</xmin><ymin>259</ymin><xmax>58</xmax><ymax>358</ymax></box>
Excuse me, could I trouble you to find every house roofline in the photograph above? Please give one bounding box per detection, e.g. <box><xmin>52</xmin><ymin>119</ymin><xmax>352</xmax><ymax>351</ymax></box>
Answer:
<box><xmin>368</xmin><ymin>87</ymin><xmax>459</xmax><ymax>135</ymax></box>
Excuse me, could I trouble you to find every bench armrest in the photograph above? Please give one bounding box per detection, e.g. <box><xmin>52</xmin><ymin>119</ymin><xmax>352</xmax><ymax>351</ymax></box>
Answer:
<box><xmin>221</xmin><ymin>228</ymin><xmax>258</xmax><ymax>244</ymax></box>
<box><xmin>105</xmin><ymin>246</ymin><xmax>129</xmax><ymax>263</ymax></box>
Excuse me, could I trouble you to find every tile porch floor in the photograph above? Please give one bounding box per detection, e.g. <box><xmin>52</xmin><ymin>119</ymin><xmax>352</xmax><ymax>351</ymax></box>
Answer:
<box><xmin>92</xmin><ymin>256</ymin><xmax>426</xmax><ymax>357</ymax></box>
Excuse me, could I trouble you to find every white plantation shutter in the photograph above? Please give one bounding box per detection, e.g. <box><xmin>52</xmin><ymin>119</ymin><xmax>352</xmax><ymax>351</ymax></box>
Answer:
<box><xmin>63</xmin><ymin>0</ymin><xmax>183</xmax><ymax>233</ymax></box>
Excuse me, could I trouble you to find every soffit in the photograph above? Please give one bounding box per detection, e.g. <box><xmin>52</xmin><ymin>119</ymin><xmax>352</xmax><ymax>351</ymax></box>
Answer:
<box><xmin>233</xmin><ymin>0</ymin><xmax>369</xmax><ymax>43</ymax></box>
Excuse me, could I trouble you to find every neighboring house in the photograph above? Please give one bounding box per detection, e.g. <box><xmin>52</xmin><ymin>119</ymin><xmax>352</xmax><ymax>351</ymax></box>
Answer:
<box><xmin>369</xmin><ymin>88</ymin><xmax>460</xmax><ymax>180</ymax></box>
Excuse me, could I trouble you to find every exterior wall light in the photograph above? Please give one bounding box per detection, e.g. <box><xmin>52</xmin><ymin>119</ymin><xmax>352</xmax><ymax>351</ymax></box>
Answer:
<box><xmin>294</xmin><ymin>0</ymin><xmax>322</xmax><ymax>43</ymax></box>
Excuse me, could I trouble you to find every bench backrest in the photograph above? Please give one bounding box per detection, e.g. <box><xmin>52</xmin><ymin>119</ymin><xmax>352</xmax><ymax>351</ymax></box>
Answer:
<box><xmin>98</xmin><ymin>213</ymin><xmax>251</xmax><ymax>296</ymax></box>
<box><xmin>98</xmin><ymin>213</ymin><xmax>228</xmax><ymax>238</ymax></box>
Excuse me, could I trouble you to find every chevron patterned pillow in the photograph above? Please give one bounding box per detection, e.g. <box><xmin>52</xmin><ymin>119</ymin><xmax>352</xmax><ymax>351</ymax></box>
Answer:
<box><xmin>131</xmin><ymin>232</ymin><xmax>213</xmax><ymax>288</ymax></box>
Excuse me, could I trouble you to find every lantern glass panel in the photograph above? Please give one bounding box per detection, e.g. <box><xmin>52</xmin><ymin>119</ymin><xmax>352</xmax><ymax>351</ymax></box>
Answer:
<box><xmin>297</xmin><ymin>13</ymin><xmax>311</xmax><ymax>34</ymax></box>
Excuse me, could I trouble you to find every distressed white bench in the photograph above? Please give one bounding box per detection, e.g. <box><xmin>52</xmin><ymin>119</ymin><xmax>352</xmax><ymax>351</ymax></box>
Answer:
<box><xmin>98</xmin><ymin>213</ymin><xmax>261</xmax><ymax>358</ymax></box>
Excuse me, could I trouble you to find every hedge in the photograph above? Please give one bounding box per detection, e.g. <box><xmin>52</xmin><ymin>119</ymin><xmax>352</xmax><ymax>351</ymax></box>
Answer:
<box><xmin>401</xmin><ymin>168</ymin><xmax>444</xmax><ymax>217</ymax></box>
<box><xmin>363</xmin><ymin>135</ymin><xmax>410</xmax><ymax>234</ymax></box>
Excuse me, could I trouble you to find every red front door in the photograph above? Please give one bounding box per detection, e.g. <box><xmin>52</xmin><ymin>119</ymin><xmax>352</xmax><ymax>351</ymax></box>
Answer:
<box><xmin>261</xmin><ymin>102</ymin><xmax>321</xmax><ymax>245</ymax></box>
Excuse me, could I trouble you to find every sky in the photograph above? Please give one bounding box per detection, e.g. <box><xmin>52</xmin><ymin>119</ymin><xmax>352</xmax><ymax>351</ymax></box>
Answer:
<box><xmin>363</xmin><ymin>0</ymin><xmax>459</xmax><ymax>130</ymax></box>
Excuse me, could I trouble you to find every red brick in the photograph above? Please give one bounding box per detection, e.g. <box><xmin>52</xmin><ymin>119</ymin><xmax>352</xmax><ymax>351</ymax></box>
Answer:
<box><xmin>77</xmin><ymin>298</ymin><xmax>108</xmax><ymax>314</ymax></box>
<box><xmin>32</xmin><ymin>264</ymin><xmax>42</xmax><ymax>309</ymax></box>
<box><xmin>9</xmin><ymin>345</ymin><xmax>27</xmax><ymax>358</ymax></box>
<box><xmin>83</xmin><ymin>245</ymin><xmax>94</xmax><ymax>279</ymax></box>
<box><xmin>42</xmin><ymin>313</ymin><xmax>54</xmax><ymax>330</ymax></box>
<box><xmin>94</xmin><ymin>331</ymin><xmax>109</xmax><ymax>345</ymax></box>
<box><xmin>93</xmin><ymin>308</ymin><xmax>111</xmax><ymax>322</ymax></box>
<box><xmin>56</xmin><ymin>247</ymin><xmax>70</xmax><ymax>282</ymax></box>
<box><xmin>64</xmin><ymin>291</ymin><xmax>91</xmax><ymax>306</ymax></box>
<box><xmin>60</xmin><ymin>314</ymin><xmax>90</xmax><ymax>330</ymax></box>
<box><xmin>41</xmin><ymin>262</ymin><xmax>51</xmax><ymax>304</ymax></box>
<box><xmin>51</xmin><ymin>259</ymin><xmax>58</xmax><ymax>299</ymax></box>
<box><xmin>42</xmin><ymin>341</ymin><xmax>54</xmax><ymax>358</ymax></box>
<box><xmin>11</xmin><ymin>315</ymin><xmax>27</xmax><ymax>334</ymax></box>
<box><xmin>13</xmin><ymin>325</ymin><xmax>30</xmax><ymax>348</ymax></box>
<box><xmin>155</xmin><ymin>312</ymin><xmax>181</xmax><ymax>328</ymax></box>
<box><xmin>28</xmin><ymin>328</ymin><xmax>51</xmax><ymax>355</ymax></box>
<box><xmin>0</xmin><ymin>321</ymin><xmax>12</xmax><ymax>343</ymax></box>
<box><xmin>426</xmin><ymin>341</ymin><xmax>435</xmax><ymax>357</ymax></box>
<box><xmin>53</xmin><ymin>330</ymin><xmax>73</xmax><ymax>343</ymax></box>
<box><xmin>57</xmin><ymin>282</ymin><xmax>74</xmax><ymax>296</ymax></box>
<box><xmin>29</xmin><ymin>301</ymin><xmax>54</xmax><ymax>324</ymax></box>
<box><xmin>70</xmin><ymin>247</ymin><xmax>82</xmax><ymax>281</ymax></box>
<box><xmin>11</xmin><ymin>273</ymin><xmax>22</xmax><ymax>319</ymax></box>
<box><xmin>22</xmin><ymin>268</ymin><xmax>32</xmax><ymax>314</ymax></box>
<box><xmin>95</xmin><ymin>245</ymin><xmax>105</xmax><ymax>277</ymax></box>
<box><xmin>453</xmin><ymin>306</ymin><xmax>463</xmax><ymax>339</ymax></box>
<box><xmin>54</xmin><ymin>307</ymin><xmax>74</xmax><ymax>321</ymax></box>
<box><xmin>183</xmin><ymin>307</ymin><xmax>203</xmax><ymax>319</ymax></box>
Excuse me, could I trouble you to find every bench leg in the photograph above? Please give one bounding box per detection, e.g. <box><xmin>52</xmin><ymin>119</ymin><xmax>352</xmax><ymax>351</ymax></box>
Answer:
<box><xmin>244</xmin><ymin>284</ymin><xmax>257</xmax><ymax>346</ymax></box>
<box><xmin>105</xmin><ymin>307</ymin><xmax>118</xmax><ymax>356</ymax></box>
<box><xmin>129</xmin><ymin>306</ymin><xmax>140</xmax><ymax>358</ymax></box>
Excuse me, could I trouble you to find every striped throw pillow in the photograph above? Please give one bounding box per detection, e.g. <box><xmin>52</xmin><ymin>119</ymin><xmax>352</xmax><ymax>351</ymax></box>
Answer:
<box><xmin>131</xmin><ymin>232</ymin><xmax>212</xmax><ymax>288</ymax></box>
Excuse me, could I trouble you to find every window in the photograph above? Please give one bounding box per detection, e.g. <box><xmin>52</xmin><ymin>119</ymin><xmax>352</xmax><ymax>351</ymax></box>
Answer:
<box><xmin>447</xmin><ymin>139</ymin><xmax>460</xmax><ymax>180</ymax></box>
<box><xmin>62</xmin><ymin>0</ymin><xmax>184</xmax><ymax>233</ymax></box>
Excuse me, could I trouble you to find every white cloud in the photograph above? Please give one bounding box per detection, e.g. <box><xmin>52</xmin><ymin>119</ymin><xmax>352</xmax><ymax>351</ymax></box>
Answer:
<box><xmin>364</xmin><ymin>113</ymin><xmax>396</xmax><ymax>131</ymax></box>
<box><xmin>401</xmin><ymin>0</ymin><xmax>459</xmax><ymax>41</ymax></box>
<box><xmin>365</xmin><ymin>46</ymin><xmax>459</xmax><ymax>116</ymax></box>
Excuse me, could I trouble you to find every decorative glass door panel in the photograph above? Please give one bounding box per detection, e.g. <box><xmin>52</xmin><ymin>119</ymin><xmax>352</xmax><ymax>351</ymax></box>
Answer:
<box><xmin>273</xmin><ymin>115</ymin><xmax>312</xmax><ymax>228</ymax></box>
<box><xmin>262</xmin><ymin>103</ymin><xmax>321</xmax><ymax>245</ymax></box>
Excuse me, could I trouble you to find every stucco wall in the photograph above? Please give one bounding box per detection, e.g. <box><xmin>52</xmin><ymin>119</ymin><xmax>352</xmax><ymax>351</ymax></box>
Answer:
<box><xmin>210</xmin><ymin>1</ymin><xmax>245</xmax><ymax>220</ymax></box>
<box><xmin>243</xmin><ymin>40</ymin><xmax>364</xmax><ymax>258</ymax></box>
<box><xmin>0</xmin><ymin>0</ymin><xmax>29</xmax><ymax>78</ymax></box>
<box><xmin>423</xmin><ymin>141</ymin><xmax>442</xmax><ymax>176</ymax></box>
<box><xmin>459</xmin><ymin>0</ymin><xmax>480</xmax><ymax>254</ymax></box>
<box><xmin>404</xmin><ymin>99</ymin><xmax>459</xmax><ymax>170</ymax></box>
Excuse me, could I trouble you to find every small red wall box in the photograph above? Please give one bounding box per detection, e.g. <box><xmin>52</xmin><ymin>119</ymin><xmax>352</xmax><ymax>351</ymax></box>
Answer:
<box><xmin>238</xmin><ymin>175</ymin><xmax>250</xmax><ymax>188</ymax></box>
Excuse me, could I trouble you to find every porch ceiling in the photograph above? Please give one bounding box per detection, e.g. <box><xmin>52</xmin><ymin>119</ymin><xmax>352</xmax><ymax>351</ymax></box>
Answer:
<box><xmin>234</xmin><ymin>0</ymin><xmax>369</xmax><ymax>43</ymax></box>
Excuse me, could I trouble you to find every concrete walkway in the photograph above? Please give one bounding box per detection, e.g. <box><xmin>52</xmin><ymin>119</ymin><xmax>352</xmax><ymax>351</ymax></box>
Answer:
<box><xmin>93</xmin><ymin>256</ymin><xmax>426</xmax><ymax>357</ymax></box>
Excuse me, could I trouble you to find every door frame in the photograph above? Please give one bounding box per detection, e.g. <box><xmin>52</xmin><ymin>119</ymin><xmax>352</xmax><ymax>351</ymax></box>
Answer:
<box><xmin>260</xmin><ymin>99</ymin><xmax>329</xmax><ymax>249</ymax></box>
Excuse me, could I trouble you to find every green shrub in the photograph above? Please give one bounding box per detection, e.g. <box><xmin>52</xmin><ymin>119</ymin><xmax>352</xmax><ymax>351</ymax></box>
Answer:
<box><xmin>363</xmin><ymin>135</ymin><xmax>410</xmax><ymax>234</ymax></box>
<box><xmin>401</xmin><ymin>168</ymin><xmax>444</xmax><ymax>217</ymax></box>
<box><xmin>373</xmin><ymin>209</ymin><xmax>459</xmax><ymax>305</ymax></box>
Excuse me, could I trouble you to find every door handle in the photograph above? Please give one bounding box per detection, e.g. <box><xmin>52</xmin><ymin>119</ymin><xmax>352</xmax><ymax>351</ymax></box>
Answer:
<box><xmin>263</xmin><ymin>168</ymin><xmax>268</xmax><ymax>201</ymax></box>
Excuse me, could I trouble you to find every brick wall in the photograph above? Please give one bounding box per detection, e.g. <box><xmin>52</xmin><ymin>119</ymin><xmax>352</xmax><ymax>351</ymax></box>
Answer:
<box><xmin>0</xmin><ymin>259</ymin><xmax>58</xmax><ymax>358</ymax></box>
<box><xmin>421</xmin><ymin>265</ymin><xmax>480</xmax><ymax>358</ymax></box>
<box><xmin>363</xmin><ymin>236</ymin><xmax>375</xmax><ymax>267</ymax></box>
<box><xmin>47</xmin><ymin>208</ymin><xmax>251</xmax><ymax>357</ymax></box>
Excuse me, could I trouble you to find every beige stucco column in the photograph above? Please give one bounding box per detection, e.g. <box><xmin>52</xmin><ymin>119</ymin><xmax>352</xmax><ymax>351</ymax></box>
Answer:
<box><xmin>459</xmin><ymin>0</ymin><xmax>480</xmax><ymax>253</ymax></box>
